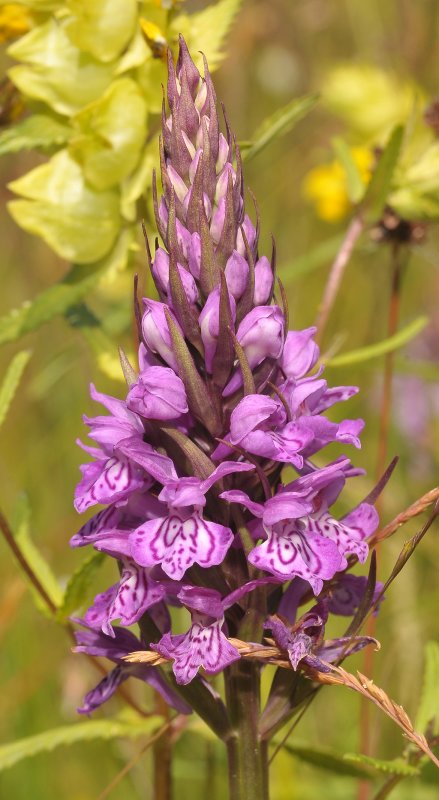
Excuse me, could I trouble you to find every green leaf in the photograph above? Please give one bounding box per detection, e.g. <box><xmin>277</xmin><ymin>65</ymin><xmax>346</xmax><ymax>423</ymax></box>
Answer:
<box><xmin>361</xmin><ymin>125</ymin><xmax>404</xmax><ymax>221</ymax></box>
<box><xmin>0</xmin><ymin>228</ymin><xmax>134</xmax><ymax>346</ymax></box>
<box><xmin>325</xmin><ymin>315</ymin><xmax>429</xmax><ymax>368</ymax></box>
<box><xmin>11</xmin><ymin>494</ymin><xmax>63</xmax><ymax>612</ymax></box>
<box><xmin>0</xmin><ymin>115</ymin><xmax>72</xmax><ymax>156</ymax></box>
<box><xmin>344</xmin><ymin>754</ymin><xmax>419</xmax><ymax>777</ymax></box>
<box><xmin>173</xmin><ymin>0</ymin><xmax>242</xmax><ymax>71</ymax></box>
<box><xmin>243</xmin><ymin>94</ymin><xmax>319</xmax><ymax>163</ymax></box>
<box><xmin>0</xmin><ymin>715</ymin><xmax>163</xmax><ymax>773</ymax></box>
<box><xmin>0</xmin><ymin>350</ymin><xmax>31</xmax><ymax>429</ymax></box>
<box><xmin>64</xmin><ymin>0</ymin><xmax>137</xmax><ymax>63</ymax></box>
<box><xmin>8</xmin><ymin>19</ymin><xmax>114</xmax><ymax>116</ymax></box>
<box><xmin>56</xmin><ymin>551</ymin><xmax>105</xmax><ymax>622</ymax></box>
<box><xmin>70</xmin><ymin>78</ymin><xmax>148</xmax><ymax>190</ymax></box>
<box><xmin>332</xmin><ymin>137</ymin><xmax>366</xmax><ymax>203</ymax></box>
<box><xmin>280</xmin><ymin>742</ymin><xmax>374</xmax><ymax>779</ymax></box>
<box><xmin>278</xmin><ymin>234</ymin><xmax>344</xmax><ymax>286</ymax></box>
<box><xmin>415</xmin><ymin>642</ymin><xmax>439</xmax><ymax>733</ymax></box>
<box><xmin>8</xmin><ymin>149</ymin><xmax>121</xmax><ymax>263</ymax></box>
<box><xmin>65</xmin><ymin>302</ymin><xmax>126</xmax><ymax>382</ymax></box>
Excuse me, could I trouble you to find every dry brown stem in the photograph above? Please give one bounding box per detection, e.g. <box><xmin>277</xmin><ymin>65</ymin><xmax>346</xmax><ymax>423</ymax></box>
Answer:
<box><xmin>313</xmin><ymin>665</ymin><xmax>439</xmax><ymax>770</ymax></box>
<box><xmin>371</xmin><ymin>486</ymin><xmax>439</xmax><ymax>545</ymax></box>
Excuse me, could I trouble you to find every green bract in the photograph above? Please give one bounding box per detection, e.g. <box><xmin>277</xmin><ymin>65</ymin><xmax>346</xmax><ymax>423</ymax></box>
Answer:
<box><xmin>8</xmin><ymin>19</ymin><xmax>115</xmax><ymax>115</ymax></box>
<box><xmin>8</xmin><ymin>150</ymin><xmax>121</xmax><ymax>263</ymax></box>
<box><xmin>65</xmin><ymin>0</ymin><xmax>138</xmax><ymax>62</ymax></box>
<box><xmin>70</xmin><ymin>78</ymin><xmax>148</xmax><ymax>190</ymax></box>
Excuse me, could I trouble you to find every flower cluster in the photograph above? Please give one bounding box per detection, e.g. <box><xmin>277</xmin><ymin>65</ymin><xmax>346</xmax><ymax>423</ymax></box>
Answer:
<box><xmin>72</xmin><ymin>39</ymin><xmax>380</xmax><ymax>710</ymax></box>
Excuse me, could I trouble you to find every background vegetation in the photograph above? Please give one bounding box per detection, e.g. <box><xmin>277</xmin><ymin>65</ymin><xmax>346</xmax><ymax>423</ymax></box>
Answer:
<box><xmin>1</xmin><ymin>0</ymin><xmax>439</xmax><ymax>797</ymax></box>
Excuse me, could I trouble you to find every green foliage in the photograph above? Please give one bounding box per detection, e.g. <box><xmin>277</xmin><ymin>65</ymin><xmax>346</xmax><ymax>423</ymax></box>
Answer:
<box><xmin>0</xmin><ymin>114</ymin><xmax>72</xmax><ymax>155</ymax></box>
<box><xmin>280</xmin><ymin>742</ymin><xmax>374</xmax><ymax>779</ymax></box>
<box><xmin>10</xmin><ymin>494</ymin><xmax>63</xmax><ymax>613</ymax></box>
<box><xmin>416</xmin><ymin>642</ymin><xmax>439</xmax><ymax>734</ymax></box>
<box><xmin>8</xmin><ymin>19</ymin><xmax>115</xmax><ymax>115</ymax></box>
<box><xmin>56</xmin><ymin>551</ymin><xmax>105</xmax><ymax>622</ymax></box>
<box><xmin>65</xmin><ymin>0</ymin><xmax>138</xmax><ymax>63</ymax></box>
<box><xmin>0</xmin><ymin>350</ymin><xmax>31</xmax><ymax>428</ymax></box>
<box><xmin>70</xmin><ymin>78</ymin><xmax>148</xmax><ymax>191</ymax></box>
<box><xmin>331</xmin><ymin>137</ymin><xmax>365</xmax><ymax>203</ymax></box>
<box><xmin>242</xmin><ymin>94</ymin><xmax>319</xmax><ymax>163</ymax></box>
<box><xmin>0</xmin><ymin>229</ymin><xmax>134</xmax><ymax>346</ymax></box>
<box><xmin>325</xmin><ymin>316</ymin><xmax>429</xmax><ymax>367</ymax></box>
<box><xmin>361</xmin><ymin>125</ymin><xmax>404</xmax><ymax>221</ymax></box>
<box><xmin>278</xmin><ymin>234</ymin><xmax>344</xmax><ymax>285</ymax></box>
<box><xmin>9</xmin><ymin>150</ymin><xmax>122</xmax><ymax>263</ymax></box>
<box><xmin>344</xmin><ymin>754</ymin><xmax>420</xmax><ymax>777</ymax></box>
<box><xmin>0</xmin><ymin>715</ymin><xmax>163</xmax><ymax>773</ymax></box>
<box><xmin>173</xmin><ymin>0</ymin><xmax>242</xmax><ymax>70</ymax></box>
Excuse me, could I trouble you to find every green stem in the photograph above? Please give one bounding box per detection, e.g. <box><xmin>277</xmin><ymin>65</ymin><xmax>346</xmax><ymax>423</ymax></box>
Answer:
<box><xmin>225</xmin><ymin>660</ymin><xmax>268</xmax><ymax>800</ymax></box>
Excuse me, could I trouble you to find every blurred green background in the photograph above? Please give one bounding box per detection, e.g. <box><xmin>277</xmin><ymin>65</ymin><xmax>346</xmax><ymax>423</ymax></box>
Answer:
<box><xmin>1</xmin><ymin>0</ymin><xmax>439</xmax><ymax>797</ymax></box>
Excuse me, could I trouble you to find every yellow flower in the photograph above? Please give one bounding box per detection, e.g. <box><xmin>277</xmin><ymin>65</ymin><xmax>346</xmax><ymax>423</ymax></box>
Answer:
<box><xmin>0</xmin><ymin>4</ymin><xmax>31</xmax><ymax>43</ymax></box>
<box><xmin>303</xmin><ymin>147</ymin><xmax>373</xmax><ymax>222</ymax></box>
<box><xmin>139</xmin><ymin>18</ymin><xmax>168</xmax><ymax>58</ymax></box>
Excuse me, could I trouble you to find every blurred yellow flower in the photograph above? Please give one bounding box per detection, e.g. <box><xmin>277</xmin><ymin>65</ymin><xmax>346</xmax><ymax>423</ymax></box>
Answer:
<box><xmin>139</xmin><ymin>18</ymin><xmax>167</xmax><ymax>58</ymax></box>
<box><xmin>303</xmin><ymin>146</ymin><xmax>373</xmax><ymax>222</ymax></box>
<box><xmin>0</xmin><ymin>4</ymin><xmax>31</xmax><ymax>43</ymax></box>
<box><xmin>323</xmin><ymin>64</ymin><xmax>421</xmax><ymax>143</ymax></box>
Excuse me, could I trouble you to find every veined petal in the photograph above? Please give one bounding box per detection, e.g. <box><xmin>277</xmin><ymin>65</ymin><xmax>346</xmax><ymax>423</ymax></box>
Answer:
<box><xmin>152</xmin><ymin>617</ymin><xmax>240</xmax><ymax>684</ymax></box>
<box><xmin>248</xmin><ymin>522</ymin><xmax>342</xmax><ymax>591</ymax></box>
<box><xmin>74</xmin><ymin>456</ymin><xmax>145</xmax><ymax>513</ymax></box>
<box><xmin>130</xmin><ymin>512</ymin><xmax>234</xmax><ymax>580</ymax></box>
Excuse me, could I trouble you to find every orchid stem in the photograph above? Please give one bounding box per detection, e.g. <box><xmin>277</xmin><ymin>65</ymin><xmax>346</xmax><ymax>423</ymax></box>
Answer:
<box><xmin>153</xmin><ymin>692</ymin><xmax>173</xmax><ymax>800</ymax></box>
<box><xmin>315</xmin><ymin>215</ymin><xmax>364</xmax><ymax>345</ymax></box>
<box><xmin>225</xmin><ymin>660</ymin><xmax>268</xmax><ymax>800</ymax></box>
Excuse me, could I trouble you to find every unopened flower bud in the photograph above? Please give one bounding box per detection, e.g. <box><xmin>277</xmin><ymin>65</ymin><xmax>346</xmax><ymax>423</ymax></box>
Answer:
<box><xmin>253</xmin><ymin>256</ymin><xmax>273</xmax><ymax>305</ymax></box>
<box><xmin>126</xmin><ymin>366</ymin><xmax>188</xmax><ymax>420</ymax></box>
<box><xmin>225</xmin><ymin>250</ymin><xmax>249</xmax><ymax>300</ymax></box>
<box><xmin>281</xmin><ymin>328</ymin><xmax>320</xmax><ymax>379</ymax></box>
<box><xmin>142</xmin><ymin>299</ymin><xmax>180</xmax><ymax>371</ymax></box>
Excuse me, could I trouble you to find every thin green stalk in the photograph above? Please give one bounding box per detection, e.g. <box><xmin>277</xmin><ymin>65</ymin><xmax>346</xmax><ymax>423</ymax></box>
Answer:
<box><xmin>225</xmin><ymin>660</ymin><xmax>268</xmax><ymax>800</ymax></box>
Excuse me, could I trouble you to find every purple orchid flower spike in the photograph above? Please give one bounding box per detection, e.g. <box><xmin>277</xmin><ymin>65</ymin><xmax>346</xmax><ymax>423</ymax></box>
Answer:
<box><xmin>70</xmin><ymin>38</ymin><xmax>383</xmax><ymax>767</ymax></box>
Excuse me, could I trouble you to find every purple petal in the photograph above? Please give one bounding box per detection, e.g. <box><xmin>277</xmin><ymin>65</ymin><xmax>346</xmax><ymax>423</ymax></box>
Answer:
<box><xmin>253</xmin><ymin>256</ymin><xmax>273</xmax><ymax>305</ymax></box>
<box><xmin>152</xmin><ymin>618</ymin><xmax>240</xmax><ymax>684</ymax></box>
<box><xmin>127</xmin><ymin>366</ymin><xmax>188</xmax><ymax>420</ymax></box>
<box><xmin>229</xmin><ymin>395</ymin><xmax>282</xmax><ymax>443</ymax></box>
<box><xmin>281</xmin><ymin>328</ymin><xmax>319</xmax><ymax>379</ymax></box>
<box><xmin>225</xmin><ymin>250</ymin><xmax>249</xmax><ymax>300</ymax></box>
<box><xmin>200</xmin><ymin>460</ymin><xmax>255</xmax><ymax>493</ymax></box>
<box><xmin>130</xmin><ymin>512</ymin><xmax>234</xmax><ymax>580</ymax></box>
<box><xmin>116</xmin><ymin>437</ymin><xmax>178</xmax><ymax>484</ymax></box>
<box><xmin>159</xmin><ymin>477</ymin><xmax>206</xmax><ymax>508</ymax></box>
<box><xmin>74</xmin><ymin>456</ymin><xmax>145</xmax><ymax>513</ymax></box>
<box><xmin>219</xmin><ymin>489</ymin><xmax>265</xmax><ymax>518</ymax></box>
<box><xmin>78</xmin><ymin>665</ymin><xmax>128</xmax><ymax>713</ymax></box>
<box><xmin>248</xmin><ymin>522</ymin><xmax>342</xmax><ymax>590</ymax></box>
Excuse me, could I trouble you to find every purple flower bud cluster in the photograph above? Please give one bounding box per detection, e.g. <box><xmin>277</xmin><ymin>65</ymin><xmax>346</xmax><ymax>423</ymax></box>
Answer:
<box><xmin>71</xmin><ymin>38</ymin><xmax>380</xmax><ymax>709</ymax></box>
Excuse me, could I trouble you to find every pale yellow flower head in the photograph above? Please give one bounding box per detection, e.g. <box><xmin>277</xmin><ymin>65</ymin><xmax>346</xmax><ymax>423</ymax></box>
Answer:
<box><xmin>303</xmin><ymin>147</ymin><xmax>373</xmax><ymax>222</ymax></box>
<box><xmin>0</xmin><ymin>4</ymin><xmax>31</xmax><ymax>43</ymax></box>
